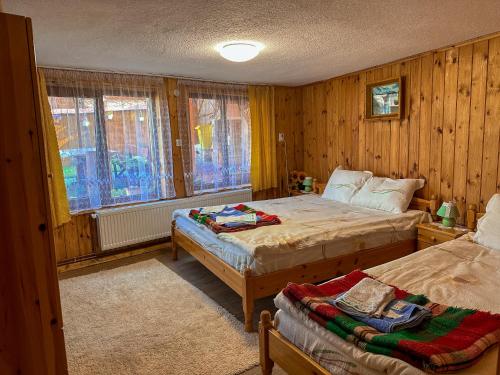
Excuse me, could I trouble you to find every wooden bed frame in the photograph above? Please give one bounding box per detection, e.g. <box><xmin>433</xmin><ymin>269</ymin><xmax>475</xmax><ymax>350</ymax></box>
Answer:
<box><xmin>258</xmin><ymin>207</ymin><xmax>500</xmax><ymax>375</ymax></box>
<box><xmin>466</xmin><ymin>203</ymin><xmax>485</xmax><ymax>230</ymax></box>
<box><xmin>258</xmin><ymin>312</ymin><xmax>500</xmax><ymax>375</ymax></box>
<box><xmin>171</xmin><ymin>195</ymin><xmax>438</xmax><ymax>332</ymax></box>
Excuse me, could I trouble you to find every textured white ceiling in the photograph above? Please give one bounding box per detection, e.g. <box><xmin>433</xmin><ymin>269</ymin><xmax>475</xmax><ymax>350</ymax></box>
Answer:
<box><xmin>4</xmin><ymin>0</ymin><xmax>500</xmax><ymax>86</ymax></box>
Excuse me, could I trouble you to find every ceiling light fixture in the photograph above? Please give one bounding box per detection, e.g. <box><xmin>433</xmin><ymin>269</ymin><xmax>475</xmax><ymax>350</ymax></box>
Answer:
<box><xmin>216</xmin><ymin>41</ymin><xmax>264</xmax><ymax>62</ymax></box>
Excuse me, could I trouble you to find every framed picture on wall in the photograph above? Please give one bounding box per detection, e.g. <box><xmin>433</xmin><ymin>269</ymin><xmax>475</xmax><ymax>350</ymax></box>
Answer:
<box><xmin>365</xmin><ymin>77</ymin><xmax>403</xmax><ymax>120</ymax></box>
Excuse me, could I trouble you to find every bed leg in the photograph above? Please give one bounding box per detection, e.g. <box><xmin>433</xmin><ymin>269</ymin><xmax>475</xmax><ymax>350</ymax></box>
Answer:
<box><xmin>259</xmin><ymin>311</ymin><xmax>274</xmax><ymax>375</ymax></box>
<box><xmin>171</xmin><ymin>220</ymin><xmax>178</xmax><ymax>261</ymax></box>
<box><xmin>243</xmin><ymin>296</ymin><xmax>254</xmax><ymax>333</ymax></box>
<box><xmin>243</xmin><ymin>268</ymin><xmax>255</xmax><ymax>332</ymax></box>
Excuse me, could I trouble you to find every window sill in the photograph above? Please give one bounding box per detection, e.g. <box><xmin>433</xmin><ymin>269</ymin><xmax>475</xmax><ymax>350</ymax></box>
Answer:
<box><xmin>69</xmin><ymin>186</ymin><xmax>253</xmax><ymax>216</ymax></box>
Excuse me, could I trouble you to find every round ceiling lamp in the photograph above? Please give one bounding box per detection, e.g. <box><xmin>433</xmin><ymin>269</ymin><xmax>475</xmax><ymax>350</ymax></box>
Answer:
<box><xmin>216</xmin><ymin>41</ymin><xmax>264</xmax><ymax>62</ymax></box>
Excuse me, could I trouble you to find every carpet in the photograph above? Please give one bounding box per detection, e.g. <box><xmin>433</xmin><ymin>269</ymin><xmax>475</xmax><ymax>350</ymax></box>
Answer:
<box><xmin>59</xmin><ymin>258</ymin><xmax>258</xmax><ymax>375</ymax></box>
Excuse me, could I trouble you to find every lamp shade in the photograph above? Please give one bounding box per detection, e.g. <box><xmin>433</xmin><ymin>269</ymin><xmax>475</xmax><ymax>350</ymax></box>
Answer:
<box><xmin>437</xmin><ymin>201</ymin><xmax>460</xmax><ymax>227</ymax></box>
<box><xmin>302</xmin><ymin>177</ymin><xmax>313</xmax><ymax>186</ymax></box>
<box><xmin>216</xmin><ymin>41</ymin><xmax>264</xmax><ymax>62</ymax></box>
<box><xmin>303</xmin><ymin>177</ymin><xmax>313</xmax><ymax>192</ymax></box>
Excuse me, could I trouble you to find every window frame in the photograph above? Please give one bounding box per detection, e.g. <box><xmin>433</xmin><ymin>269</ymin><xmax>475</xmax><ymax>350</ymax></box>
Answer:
<box><xmin>186</xmin><ymin>90</ymin><xmax>250</xmax><ymax>193</ymax></box>
<box><xmin>48</xmin><ymin>85</ymin><xmax>168</xmax><ymax>212</ymax></box>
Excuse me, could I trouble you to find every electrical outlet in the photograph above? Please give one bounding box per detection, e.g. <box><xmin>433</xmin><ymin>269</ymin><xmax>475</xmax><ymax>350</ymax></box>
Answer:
<box><xmin>176</xmin><ymin>139</ymin><xmax>182</xmax><ymax>147</ymax></box>
<box><xmin>278</xmin><ymin>133</ymin><xmax>285</xmax><ymax>142</ymax></box>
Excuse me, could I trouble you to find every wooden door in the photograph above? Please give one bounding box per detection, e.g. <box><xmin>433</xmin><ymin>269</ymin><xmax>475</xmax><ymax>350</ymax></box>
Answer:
<box><xmin>0</xmin><ymin>13</ymin><xmax>68</xmax><ymax>375</ymax></box>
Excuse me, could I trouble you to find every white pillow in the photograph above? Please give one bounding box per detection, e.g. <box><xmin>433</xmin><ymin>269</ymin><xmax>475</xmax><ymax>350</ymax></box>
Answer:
<box><xmin>473</xmin><ymin>194</ymin><xmax>500</xmax><ymax>251</ymax></box>
<box><xmin>350</xmin><ymin>177</ymin><xmax>425</xmax><ymax>213</ymax></box>
<box><xmin>322</xmin><ymin>167</ymin><xmax>372</xmax><ymax>203</ymax></box>
<box><xmin>485</xmin><ymin>193</ymin><xmax>500</xmax><ymax>213</ymax></box>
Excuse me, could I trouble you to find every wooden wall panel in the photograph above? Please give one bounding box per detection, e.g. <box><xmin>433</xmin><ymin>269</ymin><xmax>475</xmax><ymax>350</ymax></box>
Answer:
<box><xmin>467</xmin><ymin>41</ymin><xmax>488</xmax><ymax>211</ymax></box>
<box><xmin>165</xmin><ymin>78</ymin><xmax>187</xmax><ymax>198</ymax></box>
<box><xmin>54</xmin><ymin>214</ymin><xmax>94</xmax><ymax>263</ymax></box>
<box><xmin>357</xmin><ymin>72</ymin><xmax>367</xmax><ymax>171</ymax></box>
<box><xmin>481</xmin><ymin>38</ymin><xmax>500</xmax><ymax>210</ymax></box>
<box><xmin>407</xmin><ymin>58</ymin><xmax>421</xmax><ymax>179</ymax></box>
<box><xmin>274</xmin><ymin>86</ymin><xmax>304</xmax><ymax>197</ymax></box>
<box><xmin>453</xmin><ymin>44</ymin><xmax>473</xmax><ymax>222</ymax></box>
<box><xmin>441</xmin><ymin>48</ymin><xmax>459</xmax><ymax>202</ymax></box>
<box><xmin>429</xmin><ymin>52</ymin><xmax>445</xmax><ymax>199</ymax></box>
<box><xmin>301</xmin><ymin>34</ymin><xmax>500</xmax><ymax>223</ymax></box>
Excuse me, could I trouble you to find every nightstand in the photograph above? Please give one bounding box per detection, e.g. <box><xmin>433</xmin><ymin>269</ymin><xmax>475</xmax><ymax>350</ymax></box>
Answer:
<box><xmin>416</xmin><ymin>223</ymin><xmax>469</xmax><ymax>250</ymax></box>
<box><xmin>289</xmin><ymin>179</ymin><xmax>326</xmax><ymax>196</ymax></box>
<box><xmin>290</xmin><ymin>190</ymin><xmax>316</xmax><ymax>197</ymax></box>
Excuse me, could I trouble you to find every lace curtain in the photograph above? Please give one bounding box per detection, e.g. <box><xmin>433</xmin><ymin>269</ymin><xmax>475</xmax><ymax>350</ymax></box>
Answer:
<box><xmin>43</xmin><ymin>68</ymin><xmax>175</xmax><ymax>212</ymax></box>
<box><xmin>177</xmin><ymin>80</ymin><xmax>251</xmax><ymax>196</ymax></box>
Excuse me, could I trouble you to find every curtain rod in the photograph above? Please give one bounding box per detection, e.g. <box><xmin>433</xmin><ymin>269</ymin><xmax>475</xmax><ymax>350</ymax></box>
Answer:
<box><xmin>38</xmin><ymin>65</ymin><xmax>269</xmax><ymax>87</ymax></box>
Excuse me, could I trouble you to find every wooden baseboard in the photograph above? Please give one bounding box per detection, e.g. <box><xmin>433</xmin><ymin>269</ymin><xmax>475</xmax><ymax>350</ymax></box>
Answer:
<box><xmin>57</xmin><ymin>242</ymin><xmax>169</xmax><ymax>274</ymax></box>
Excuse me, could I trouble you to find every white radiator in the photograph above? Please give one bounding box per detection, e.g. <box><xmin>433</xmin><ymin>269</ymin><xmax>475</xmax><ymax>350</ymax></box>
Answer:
<box><xmin>92</xmin><ymin>189</ymin><xmax>252</xmax><ymax>251</ymax></box>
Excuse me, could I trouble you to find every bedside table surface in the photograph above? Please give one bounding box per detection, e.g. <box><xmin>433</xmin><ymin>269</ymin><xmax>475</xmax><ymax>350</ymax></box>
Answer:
<box><xmin>416</xmin><ymin>222</ymin><xmax>469</xmax><ymax>238</ymax></box>
<box><xmin>290</xmin><ymin>190</ymin><xmax>317</xmax><ymax>196</ymax></box>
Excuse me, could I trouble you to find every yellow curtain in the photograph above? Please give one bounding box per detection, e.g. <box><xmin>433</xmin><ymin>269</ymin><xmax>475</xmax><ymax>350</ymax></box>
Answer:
<box><xmin>37</xmin><ymin>69</ymin><xmax>71</xmax><ymax>227</ymax></box>
<box><xmin>249</xmin><ymin>85</ymin><xmax>277</xmax><ymax>192</ymax></box>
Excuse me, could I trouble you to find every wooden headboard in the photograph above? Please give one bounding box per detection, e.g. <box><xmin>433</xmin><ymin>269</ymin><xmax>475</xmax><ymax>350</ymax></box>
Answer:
<box><xmin>312</xmin><ymin>180</ymin><xmax>327</xmax><ymax>194</ymax></box>
<box><xmin>409</xmin><ymin>196</ymin><xmax>439</xmax><ymax>219</ymax></box>
<box><xmin>466</xmin><ymin>204</ymin><xmax>485</xmax><ymax>231</ymax></box>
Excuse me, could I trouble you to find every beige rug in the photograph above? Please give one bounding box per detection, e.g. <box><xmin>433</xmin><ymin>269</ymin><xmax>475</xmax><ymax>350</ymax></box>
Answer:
<box><xmin>59</xmin><ymin>258</ymin><xmax>258</xmax><ymax>375</ymax></box>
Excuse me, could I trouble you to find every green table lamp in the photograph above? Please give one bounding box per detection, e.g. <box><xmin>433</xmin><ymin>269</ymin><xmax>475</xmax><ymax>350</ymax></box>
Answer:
<box><xmin>303</xmin><ymin>177</ymin><xmax>313</xmax><ymax>192</ymax></box>
<box><xmin>437</xmin><ymin>201</ymin><xmax>460</xmax><ymax>227</ymax></box>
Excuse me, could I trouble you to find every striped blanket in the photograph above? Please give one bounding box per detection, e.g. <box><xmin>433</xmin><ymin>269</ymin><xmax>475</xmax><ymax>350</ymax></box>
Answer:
<box><xmin>283</xmin><ymin>270</ymin><xmax>500</xmax><ymax>373</ymax></box>
<box><xmin>189</xmin><ymin>204</ymin><xmax>281</xmax><ymax>234</ymax></box>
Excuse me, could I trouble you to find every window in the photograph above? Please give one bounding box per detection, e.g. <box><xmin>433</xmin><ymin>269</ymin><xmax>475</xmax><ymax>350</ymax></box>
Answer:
<box><xmin>178</xmin><ymin>80</ymin><xmax>251</xmax><ymax>195</ymax></box>
<box><xmin>46</xmin><ymin>69</ymin><xmax>174</xmax><ymax>212</ymax></box>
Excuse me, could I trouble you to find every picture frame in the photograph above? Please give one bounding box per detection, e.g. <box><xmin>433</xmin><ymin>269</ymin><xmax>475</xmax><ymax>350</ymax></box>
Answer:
<box><xmin>365</xmin><ymin>77</ymin><xmax>403</xmax><ymax>120</ymax></box>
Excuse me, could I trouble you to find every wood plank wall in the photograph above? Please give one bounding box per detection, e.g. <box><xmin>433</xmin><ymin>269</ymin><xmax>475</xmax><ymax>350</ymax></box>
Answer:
<box><xmin>274</xmin><ymin>86</ymin><xmax>303</xmax><ymax>197</ymax></box>
<box><xmin>301</xmin><ymin>34</ymin><xmax>500</xmax><ymax>224</ymax></box>
<box><xmin>53</xmin><ymin>214</ymin><xmax>94</xmax><ymax>263</ymax></box>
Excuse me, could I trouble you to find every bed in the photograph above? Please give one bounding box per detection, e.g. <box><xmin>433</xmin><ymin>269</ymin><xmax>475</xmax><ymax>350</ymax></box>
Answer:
<box><xmin>171</xmin><ymin>192</ymin><xmax>438</xmax><ymax>332</ymax></box>
<box><xmin>259</xmin><ymin>207</ymin><xmax>500</xmax><ymax>374</ymax></box>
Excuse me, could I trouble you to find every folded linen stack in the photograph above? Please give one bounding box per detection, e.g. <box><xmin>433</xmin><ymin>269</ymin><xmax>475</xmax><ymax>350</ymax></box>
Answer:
<box><xmin>189</xmin><ymin>204</ymin><xmax>281</xmax><ymax>233</ymax></box>
<box><xmin>330</xmin><ymin>277</ymin><xmax>431</xmax><ymax>333</ymax></box>
<box><xmin>200</xmin><ymin>206</ymin><xmax>257</xmax><ymax>227</ymax></box>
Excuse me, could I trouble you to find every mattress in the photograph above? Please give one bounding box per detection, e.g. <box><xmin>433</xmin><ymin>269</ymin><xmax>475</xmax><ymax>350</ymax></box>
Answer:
<box><xmin>274</xmin><ymin>234</ymin><xmax>500</xmax><ymax>374</ymax></box>
<box><xmin>173</xmin><ymin>194</ymin><xmax>430</xmax><ymax>275</ymax></box>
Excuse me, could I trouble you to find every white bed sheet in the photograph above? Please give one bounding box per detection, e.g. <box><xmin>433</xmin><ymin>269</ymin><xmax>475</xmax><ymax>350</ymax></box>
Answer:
<box><xmin>274</xmin><ymin>234</ymin><xmax>500</xmax><ymax>374</ymax></box>
<box><xmin>173</xmin><ymin>195</ymin><xmax>430</xmax><ymax>275</ymax></box>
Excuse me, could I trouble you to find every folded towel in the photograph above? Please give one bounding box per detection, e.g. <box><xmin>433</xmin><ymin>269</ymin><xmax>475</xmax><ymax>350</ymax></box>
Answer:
<box><xmin>331</xmin><ymin>296</ymin><xmax>431</xmax><ymax>333</ymax></box>
<box><xmin>334</xmin><ymin>277</ymin><xmax>395</xmax><ymax>317</ymax></box>
<box><xmin>199</xmin><ymin>205</ymin><xmax>226</xmax><ymax>214</ymax></box>
<box><xmin>215</xmin><ymin>213</ymin><xmax>257</xmax><ymax>225</ymax></box>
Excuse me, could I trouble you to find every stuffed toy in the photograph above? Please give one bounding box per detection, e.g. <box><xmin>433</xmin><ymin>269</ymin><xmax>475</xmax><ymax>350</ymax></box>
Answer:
<box><xmin>289</xmin><ymin>170</ymin><xmax>307</xmax><ymax>191</ymax></box>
